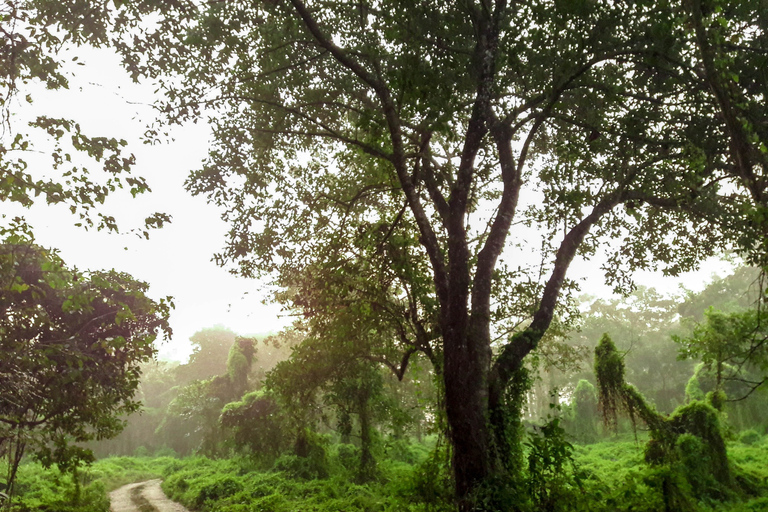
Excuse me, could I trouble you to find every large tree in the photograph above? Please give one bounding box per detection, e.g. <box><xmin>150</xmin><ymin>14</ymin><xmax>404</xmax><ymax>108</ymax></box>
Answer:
<box><xmin>124</xmin><ymin>0</ymin><xmax>768</xmax><ymax>506</ymax></box>
<box><xmin>0</xmin><ymin>238</ymin><xmax>171</xmax><ymax>495</ymax></box>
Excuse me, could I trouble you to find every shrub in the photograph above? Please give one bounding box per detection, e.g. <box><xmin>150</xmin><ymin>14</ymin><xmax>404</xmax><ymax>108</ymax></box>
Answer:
<box><xmin>273</xmin><ymin>454</ymin><xmax>329</xmax><ymax>480</ymax></box>
<box><xmin>194</xmin><ymin>476</ymin><xmax>244</xmax><ymax>507</ymax></box>
<box><xmin>739</xmin><ymin>429</ymin><xmax>761</xmax><ymax>446</ymax></box>
<box><xmin>333</xmin><ymin>443</ymin><xmax>360</xmax><ymax>471</ymax></box>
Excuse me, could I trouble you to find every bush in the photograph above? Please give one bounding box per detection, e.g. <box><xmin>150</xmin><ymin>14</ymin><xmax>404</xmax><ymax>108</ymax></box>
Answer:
<box><xmin>333</xmin><ymin>443</ymin><xmax>360</xmax><ymax>471</ymax></box>
<box><xmin>6</xmin><ymin>463</ymin><xmax>110</xmax><ymax>512</ymax></box>
<box><xmin>739</xmin><ymin>429</ymin><xmax>761</xmax><ymax>446</ymax></box>
<box><xmin>194</xmin><ymin>476</ymin><xmax>244</xmax><ymax>507</ymax></box>
<box><xmin>273</xmin><ymin>454</ymin><xmax>329</xmax><ymax>480</ymax></box>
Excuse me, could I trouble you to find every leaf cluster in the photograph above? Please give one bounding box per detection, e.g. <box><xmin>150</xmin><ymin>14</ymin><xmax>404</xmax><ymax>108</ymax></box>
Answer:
<box><xmin>0</xmin><ymin>237</ymin><xmax>171</xmax><ymax>488</ymax></box>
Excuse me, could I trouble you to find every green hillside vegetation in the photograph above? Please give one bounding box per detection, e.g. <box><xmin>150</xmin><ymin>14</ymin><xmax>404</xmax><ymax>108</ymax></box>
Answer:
<box><xmin>4</xmin><ymin>264</ymin><xmax>768</xmax><ymax>512</ymax></box>
<box><xmin>3</xmin><ymin>266</ymin><xmax>768</xmax><ymax>511</ymax></box>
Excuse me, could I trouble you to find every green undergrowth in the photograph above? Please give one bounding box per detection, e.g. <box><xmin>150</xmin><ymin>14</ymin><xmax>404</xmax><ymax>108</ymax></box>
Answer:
<box><xmin>158</xmin><ymin>442</ymin><xmax>446</xmax><ymax>512</ymax></box>
<box><xmin>5</xmin><ymin>434</ymin><xmax>767</xmax><ymax>511</ymax></box>
<box><xmin>3</xmin><ymin>456</ymin><xmax>177</xmax><ymax>511</ymax></box>
<box><xmin>82</xmin><ymin>456</ymin><xmax>180</xmax><ymax>491</ymax></box>
<box><xmin>571</xmin><ymin>433</ymin><xmax>768</xmax><ymax>512</ymax></box>
<box><xmin>4</xmin><ymin>462</ymin><xmax>110</xmax><ymax>512</ymax></box>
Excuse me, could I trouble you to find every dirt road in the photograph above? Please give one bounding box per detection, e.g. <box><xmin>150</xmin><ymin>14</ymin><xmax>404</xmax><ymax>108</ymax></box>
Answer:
<box><xmin>109</xmin><ymin>479</ymin><xmax>190</xmax><ymax>512</ymax></box>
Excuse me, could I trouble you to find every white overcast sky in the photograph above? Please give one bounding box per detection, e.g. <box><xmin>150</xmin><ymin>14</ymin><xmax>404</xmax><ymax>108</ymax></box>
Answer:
<box><xmin>5</xmin><ymin>47</ymin><xmax>736</xmax><ymax>362</ymax></box>
<box><xmin>8</xmin><ymin>48</ymin><xmax>292</xmax><ymax>362</ymax></box>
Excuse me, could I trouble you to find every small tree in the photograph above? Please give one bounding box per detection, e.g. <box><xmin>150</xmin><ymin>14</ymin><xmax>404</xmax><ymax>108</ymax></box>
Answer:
<box><xmin>676</xmin><ymin>308</ymin><xmax>768</xmax><ymax>402</ymax></box>
<box><xmin>567</xmin><ymin>380</ymin><xmax>599</xmax><ymax>444</ymax></box>
<box><xmin>175</xmin><ymin>326</ymin><xmax>237</xmax><ymax>385</ymax></box>
<box><xmin>0</xmin><ymin>240</ymin><xmax>171</xmax><ymax>497</ymax></box>
<box><xmin>220</xmin><ymin>390</ymin><xmax>288</xmax><ymax>463</ymax></box>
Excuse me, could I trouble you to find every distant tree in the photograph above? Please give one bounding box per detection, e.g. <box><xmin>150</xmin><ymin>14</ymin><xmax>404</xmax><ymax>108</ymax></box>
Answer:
<box><xmin>566</xmin><ymin>379</ymin><xmax>599</xmax><ymax>444</ymax></box>
<box><xmin>220</xmin><ymin>389</ymin><xmax>288</xmax><ymax>464</ymax></box>
<box><xmin>176</xmin><ymin>326</ymin><xmax>236</xmax><ymax>384</ymax></box>
<box><xmin>564</xmin><ymin>287</ymin><xmax>690</xmax><ymax>414</ymax></box>
<box><xmin>676</xmin><ymin>308</ymin><xmax>768</xmax><ymax>403</ymax></box>
<box><xmin>161</xmin><ymin>379</ymin><xmax>222</xmax><ymax>457</ymax></box>
<box><xmin>227</xmin><ymin>336</ymin><xmax>257</xmax><ymax>398</ymax></box>
<box><xmin>595</xmin><ymin>333</ymin><xmax>732</xmax><ymax>509</ymax></box>
<box><xmin>89</xmin><ymin>360</ymin><xmax>181</xmax><ymax>458</ymax></box>
<box><xmin>678</xmin><ymin>267</ymin><xmax>763</xmax><ymax>321</ymax></box>
<box><xmin>267</xmin><ymin>325</ymin><xmax>407</xmax><ymax>482</ymax></box>
<box><xmin>160</xmin><ymin>336</ymin><xmax>257</xmax><ymax>456</ymax></box>
<box><xmin>0</xmin><ymin>239</ymin><xmax>171</xmax><ymax>495</ymax></box>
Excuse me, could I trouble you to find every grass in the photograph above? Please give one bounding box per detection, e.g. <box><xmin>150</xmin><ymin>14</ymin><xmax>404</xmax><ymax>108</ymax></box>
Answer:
<box><xmin>3</xmin><ymin>432</ymin><xmax>767</xmax><ymax>511</ymax></box>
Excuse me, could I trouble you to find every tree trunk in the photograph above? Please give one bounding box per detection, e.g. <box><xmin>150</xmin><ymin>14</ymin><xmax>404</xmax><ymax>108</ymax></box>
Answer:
<box><xmin>358</xmin><ymin>390</ymin><xmax>375</xmax><ymax>482</ymax></box>
<box><xmin>4</xmin><ymin>429</ymin><xmax>25</xmax><ymax>504</ymax></box>
<box><xmin>443</xmin><ymin>312</ymin><xmax>494</xmax><ymax>509</ymax></box>
<box><xmin>338</xmin><ymin>409</ymin><xmax>352</xmax><ymax>444</ymax></box>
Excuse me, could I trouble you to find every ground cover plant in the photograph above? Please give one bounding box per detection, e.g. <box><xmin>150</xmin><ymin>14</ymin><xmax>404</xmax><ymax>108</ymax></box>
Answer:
<box><xmin>3</xmin><ymin>429</ymin><xmax>768</xmax><ymax>511</ymax></box>
<box><xmin>1</xmin><ymin>456</ymin><xmax>176</xmax><ymax>512</ymax></box>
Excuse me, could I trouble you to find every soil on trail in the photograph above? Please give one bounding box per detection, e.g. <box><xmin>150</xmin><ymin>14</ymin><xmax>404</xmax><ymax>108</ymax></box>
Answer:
<box><xmin>109</xmin><ymin>479</ymin><xmax>190</xmax><ymax>512</ymax></box>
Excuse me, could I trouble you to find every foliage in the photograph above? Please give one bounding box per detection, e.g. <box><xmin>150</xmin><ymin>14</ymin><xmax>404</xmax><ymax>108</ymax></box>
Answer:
<box><xmin>175</xmin><ymin>326</ymin><xmax>237</xmax><ymax>385</ymax></box>
<box><xmin>565</xmin><ymin>380</ymin><xmax>600</xmax><ymax>444</ymax></box>
<box><xmin>525</xmin><ymin>417</ymin><xmax>583</xmax><ymax>512</ymax></box>
<box><xmin>0</xmin><ymin>239</ymin><xmax>171</xmax><ymax>496</ymax></box>
<box><xmin>738</xmin><ymin>430</ymin><xmax>761</xmax><ymax>446</ymax></box>
<box><xmin>159</xmin><ymin>336</ymin><xmax>257</xmax><ymax>457</ymax></box>
<box><xmin>676</xmin><ymin>308</ymin><xmax>768</xmax><ymax>401</ymax></box>
<box><xmin>8</xmin><ymin>0</ymin><xmax>768</xmax><ymax>507</ymax></box>
<box><xmin>408</xmin><ymin>441</ymin><xmax>454</xmax><ymax>512</ymax></box>
<box><xmin>678</xmin><ymin>267</ymin><xmax>764</xmax><ymax>321</ymax></box>
<box><xmin>119</xmin><ymin>0</ymin><xmax>768</xmax><ymax>504</ymax></box>
<box><xmin>267</xmin><ymin>322</ymin><xmax>423</xmax><ymax>482</ymax></box>
<box><xmin>0</xmin><ymin>0</ymin><xmax>170</xmax><ymax>236</ymax></box>
<box><xmin>158</xmin><ymin>446</ymin><xmax>439</xmax><ymax>512</ymax></box>
<box><xmin>93</xmin><ymin>332</ymin><xmax>288</xmax><ymax>459</ymax></box>
<box><xmin>2</xmin><ymin>456</ymin><xmax>183</xmax><ymax>511</ymax></box>
<box><xmin>594</xmin><ymin>334</ymin><xmax>631</xmax><ymax>430</ymax></box>
<box><xmin>594</xmin><ymin>334</ymin><xmax>738</xmax><ymax>509</ymax></box>
<box><xmin>7</xmin><ymin>436</ymin><xmax>768</xmax><ymax>512</ymax></box>
<box><xmin>4</xmin><ymin>465</ymin><xmax>110</xmax><ymax>512</ymax></box>
<box><xmin>566</xmin><ymin>287</ymin><xmax>691</xmax><ymax>415</ymax></box>
<box><xmin>219</xmin><ymin>390</ymin><xmax>288</xmax><ymax>463</ymax></box>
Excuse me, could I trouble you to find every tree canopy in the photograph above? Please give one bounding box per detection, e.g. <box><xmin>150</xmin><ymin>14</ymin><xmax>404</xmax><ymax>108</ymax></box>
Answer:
<box><xmin>175</xmin><ymin>325</ymin><xmax>237</xmax><ymax>384</ymax></box>
<box><xmin>112</xmin><ymin>0</ymin><xmax>768</xmax><ymax>506</ymax></box>
<box><xmin>0</xmin><ymin>0</ymin><xmax>171</xmax><ymax>236</ymax></box>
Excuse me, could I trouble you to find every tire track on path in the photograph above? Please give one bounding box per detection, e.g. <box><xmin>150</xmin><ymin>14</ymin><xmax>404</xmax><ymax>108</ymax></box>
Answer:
<box><xmin>109</xmin><ymin>479</ymin><xmax>190</xmax><ymax>512</ymax></box>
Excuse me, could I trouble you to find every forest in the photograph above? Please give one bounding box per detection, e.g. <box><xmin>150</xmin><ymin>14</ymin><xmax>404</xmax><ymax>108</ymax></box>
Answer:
<box><xmin>1</xmin><ymin>0</ymin><xmax>768</xmax><ymax>511</ymax></box>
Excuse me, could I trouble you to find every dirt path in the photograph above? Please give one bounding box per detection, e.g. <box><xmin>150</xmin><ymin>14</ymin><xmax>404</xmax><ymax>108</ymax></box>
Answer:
<box><xmin>109</xmin><ymin>479</ymin><xmax>191</xmax><ymax>512</ymax></box>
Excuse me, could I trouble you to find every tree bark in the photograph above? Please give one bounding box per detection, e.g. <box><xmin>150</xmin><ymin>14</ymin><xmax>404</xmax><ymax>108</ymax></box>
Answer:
<box><xmin>358</xmin><ymin>389</ymin><xmax>375</xmax><ymax>483</ymax></box>
<box><xmin>443</xmin><ymin>311</ymin><xmax>494</xmax><ymax>507</ymax></box>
